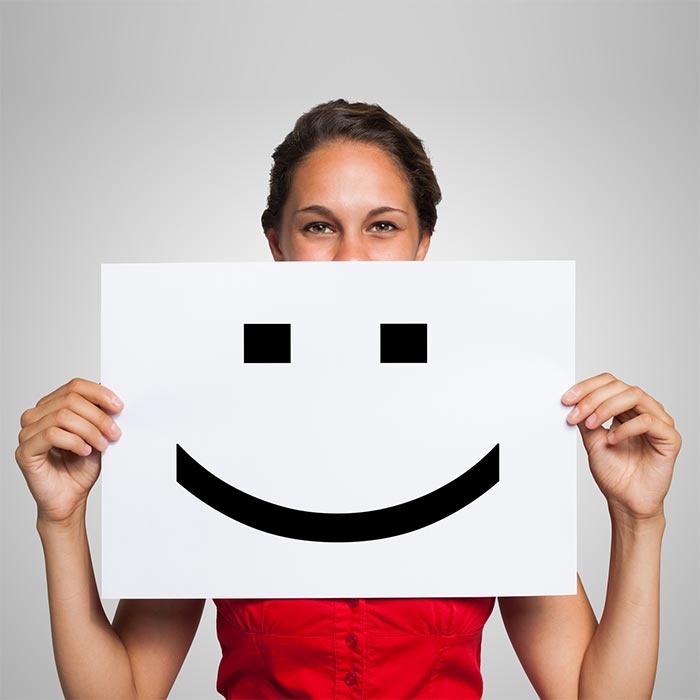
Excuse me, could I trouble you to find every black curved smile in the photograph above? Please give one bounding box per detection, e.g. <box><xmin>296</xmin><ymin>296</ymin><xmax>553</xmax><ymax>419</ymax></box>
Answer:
<box><xmin>175</xmin><ymin>443</ymin><xmax>500</xmax><ymax>542</ymax></box>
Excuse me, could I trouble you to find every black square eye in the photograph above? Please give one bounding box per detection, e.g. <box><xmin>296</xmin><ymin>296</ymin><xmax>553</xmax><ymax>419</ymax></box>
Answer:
<box><xmin>244</xmin><ymin>324</ymin><xmax>291</xmax><ymax>363</ymax></box>
<box><xmin>380</xmin><ymin>323</ymin><xmax>427</xmax><ymax>363</ymax></box>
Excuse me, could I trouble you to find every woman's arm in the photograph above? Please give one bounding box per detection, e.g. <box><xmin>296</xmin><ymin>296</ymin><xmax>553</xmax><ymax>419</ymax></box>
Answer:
<box><xmin>578</xmin><ymin>506</ymin><xmax>665</xmax><ymax>698</ymax></box>
<box><xmin>38</xmin><ymin>502</ymin><xmax>206</xmax><ymax>699</ymax></box>
<box><xmin>20</xmin><ymin>377</ymin><xmax>205</xmax><ymax>698</ymax></box>
<box><xmin>561</xmin><ymin>373</ymin><xmax>680</xmax><ymax>698</ymax></box>
<box><xmin>112</xmin><ymin>597</ymin><xmax>207</xmax><ymax>699</ymax></box>
<box><xmin>500</xmin><ymin>372</ymin><xmax>680</xmax><ymax>699</ymax></box>
<box><xmin>499</xmin><ymin>510</ymin><xmax>665</xmax><ymax>699</ymax></box>
<box><xmin>498</xmin><ymin>574</ymin><xmax>598</xmax><ymax>699</ymax></box>
<box><xmin>37</xmin><ymin>503</ymin><xmax>140</xmax><ymax>699</ymax></box>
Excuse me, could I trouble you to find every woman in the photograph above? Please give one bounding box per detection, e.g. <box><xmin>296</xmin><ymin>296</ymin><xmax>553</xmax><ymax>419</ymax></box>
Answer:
<box><xmin>15</xmin><ymin>99</ymin><xmax>682</xmax><ymax>699</ymax></box>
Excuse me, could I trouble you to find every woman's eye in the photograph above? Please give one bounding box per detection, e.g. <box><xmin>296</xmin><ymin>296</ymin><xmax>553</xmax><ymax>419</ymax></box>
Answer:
<box><xmin>370</xmin><ymin>221</ymin><xmax>397</xmax><ymax>233</ymax></box>
<box><xmin>303</xmin><ymin>222</ymin><xmax>333</xmax><ymax>234</ymax></box>
<box><xmin>302</xmin><ymin>221</ymin><xmax>397</xmax><ymax>234</ymax></box>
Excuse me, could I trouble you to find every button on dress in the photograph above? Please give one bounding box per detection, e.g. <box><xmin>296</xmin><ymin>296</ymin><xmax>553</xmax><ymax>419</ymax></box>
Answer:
<box><xmin>213</xmin><ymin>596</ymin><xmax>496</xmax><ymax>699</ymax></box>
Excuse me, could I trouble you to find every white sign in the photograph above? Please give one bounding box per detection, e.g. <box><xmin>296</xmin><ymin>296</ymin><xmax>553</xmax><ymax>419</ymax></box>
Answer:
<box><xmin>100</xmin><ymin>261</ymin><xmax>576</xmax><ymax>599</ymax></box>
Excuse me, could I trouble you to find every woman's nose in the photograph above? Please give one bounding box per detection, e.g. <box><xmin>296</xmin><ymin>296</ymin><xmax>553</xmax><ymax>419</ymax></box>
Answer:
<box><xmin>332</xmin><ymin>232</ymin><xmax>371</xmax><ymax>261</ymax></box>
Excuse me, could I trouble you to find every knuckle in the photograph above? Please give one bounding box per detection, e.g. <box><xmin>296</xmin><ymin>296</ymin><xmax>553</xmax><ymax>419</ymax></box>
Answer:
<box><xmin>68</xmin><ymin>377</ymin><xmax>84</xmax><ymax>392</ymax></box>
<box><xmin>579</xmin><ymin>397</ymin><xmax>594</xmax><ymax>414</ymax></box>
<box><xmin>65</xmin><ymin>391</ymin><xmax>82</xmax><ymax>407</ymax></box>
<box><xmin>577</xmin><ymin>400</ymin><xmax>591</xmax><ymax>416</ymax></box>
<box><xmin>600</xmin><ymin>371</ymin><xmax>615</xmax><ymax>382</ymax></box>
<box><xmin>56</xmin><ymin>407</ymin><xmax>73</xmax><ymax>425</ymax></box>
<box><xmin>20</xmin><ymin>408</ymin><xmax>33</xmax><ymax>428</ymax></box>
<box><xmin>44</xmin><ymin>425</ymin><xmax>61</xmax><ymax>442</ymax></box>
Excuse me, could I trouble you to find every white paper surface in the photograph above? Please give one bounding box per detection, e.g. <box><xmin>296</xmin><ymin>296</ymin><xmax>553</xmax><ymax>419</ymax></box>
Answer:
<box><xmin>100</xmin><ymin>260</ymin><xmax>576</xmax><ymax>598</ymax></box>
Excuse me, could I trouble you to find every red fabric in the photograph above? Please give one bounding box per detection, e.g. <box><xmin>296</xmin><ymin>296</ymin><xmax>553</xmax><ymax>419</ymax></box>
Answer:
<box><xmin>212</xmin><ymin>597</ymin><xmax>496</xmax><ymax>699</ymax></box>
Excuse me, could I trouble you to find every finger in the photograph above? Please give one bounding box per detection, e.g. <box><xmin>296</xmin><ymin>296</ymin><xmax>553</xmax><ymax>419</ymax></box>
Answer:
<box><xmin>585</xmin><ymin>386</ymin><xmax>673</xmax><ymax>430</ymax></box>
<box><xmin>19</xmin><ymin>404</ymin><xmax>118</xmax><ymax>453</ymax></box>
<box><xmin>23</xmin><ymin>379</ymin><xmax>123</xmax><ymax>429</ymax></box>
<box><xmin>561</xmin><ymin>372</ymin><xmax>625</xmax><ymax>405</ymax></box>
<box><xmin>565</xmin><ymin>377</ymin><xmax>627</xmax><ymax>425</ymax></box>
<box><xmin>562</xmin><ymin>374</ymin><xmax>673</xmax><ymax>428</ymax></box>
<box><xmin>23</xmin><ymin>391</ymin><xmax>122</xmax><ymax>437</ymax></box>
<box><xmin>607</xmin><ymin>412</ymin><xmax>678</xmax><ymax>446</ymax></box>
<box><xmin>17</xmin><ymin>425</ymin><xmax>94</xmax><ymax>463</ymax></box>
<box><xmin>33</xmin><ymin>377</ymin><xmax>122</xmax><ymax>413</ymax></box>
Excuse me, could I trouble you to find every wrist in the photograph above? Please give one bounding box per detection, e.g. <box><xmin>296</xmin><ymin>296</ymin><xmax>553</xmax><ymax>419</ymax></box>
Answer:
<box><xmin>36</xmin><ymin>503</ymin><xmax>87</xmax><ymax>536</ymax></box>
<box><xmin>608</xmin><ymin>502</ymin><xmax>666</xmax><ymax>536</ymax></box>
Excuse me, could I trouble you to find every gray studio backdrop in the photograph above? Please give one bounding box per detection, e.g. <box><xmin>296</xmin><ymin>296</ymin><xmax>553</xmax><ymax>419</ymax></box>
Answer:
<box><xmin>1</xmin><ymin>2</ymin><xmax>698</xmax><ymax>699</ymax></box>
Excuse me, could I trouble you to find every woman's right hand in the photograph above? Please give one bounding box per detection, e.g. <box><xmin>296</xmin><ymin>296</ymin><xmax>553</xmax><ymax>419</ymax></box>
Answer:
<box><xmin>15</xmin><ymin>377</ymin><xmax>124</xmax><ymax>526</ymax></box>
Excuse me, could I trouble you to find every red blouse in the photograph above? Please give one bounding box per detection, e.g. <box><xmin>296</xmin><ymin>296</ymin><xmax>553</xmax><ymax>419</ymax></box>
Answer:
<box><xmin>212</xmin><ymin>597</ymin><xmax>496</xmax><ymax>699</ymax></box>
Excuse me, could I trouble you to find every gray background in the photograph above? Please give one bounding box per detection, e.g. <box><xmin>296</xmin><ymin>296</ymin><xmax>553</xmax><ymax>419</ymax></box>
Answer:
<box><xmin>1</xmin><ymin>1</ymin><xmax>698</xmax><ymax>698</ymax></box>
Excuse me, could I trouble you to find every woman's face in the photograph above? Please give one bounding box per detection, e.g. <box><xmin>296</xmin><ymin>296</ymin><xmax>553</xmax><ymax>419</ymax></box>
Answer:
<box><xmin>265</xmin><ymin>140</ymin><xmax>432</xmax><ymax>262</ymax></box>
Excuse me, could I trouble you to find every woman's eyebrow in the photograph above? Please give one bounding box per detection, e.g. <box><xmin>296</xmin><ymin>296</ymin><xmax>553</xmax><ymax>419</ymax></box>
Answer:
<box><xmin>294</xmin><ymin>205</ymin><xmax>408</xmax><ymax>217</ymax></box>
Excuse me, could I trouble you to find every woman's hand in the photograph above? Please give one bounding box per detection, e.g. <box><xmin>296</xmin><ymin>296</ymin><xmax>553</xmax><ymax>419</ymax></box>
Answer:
<box><xmin>15</xmin><ymin>377</ymin><xmax>124</xmax><ymax>526</ymax></box>
<box><xmin>561</xmin><ymin>372</ymin><xmax>682</xmax><ymax>521</ymax></box>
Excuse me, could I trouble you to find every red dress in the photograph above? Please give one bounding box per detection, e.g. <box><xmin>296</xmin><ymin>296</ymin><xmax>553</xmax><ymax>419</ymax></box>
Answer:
<box><xmin>212</xmin><ymin>597</ymin><xmax>496</xmax><ymax>699</ymax></box>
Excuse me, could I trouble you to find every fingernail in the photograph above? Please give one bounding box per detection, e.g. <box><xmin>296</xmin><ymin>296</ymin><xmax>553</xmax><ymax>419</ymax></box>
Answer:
<box><xmin>585</xmin><ymin>412</ymin><xmax>597</xmax><ymax>427</ymax></box>
<box><xmin>562</xmin><ymin>389</ymin><xmax>577</xmax><ymax>401</ymax></box>
<box><xmin>110</xmin><ymin>395</ymin><xmax>123</xmax><ymax>408</ymax></box>
<box><xmin>567</xmin><ymin>407</ymin><xmax>580</xmax><ymax>421</ymax></box>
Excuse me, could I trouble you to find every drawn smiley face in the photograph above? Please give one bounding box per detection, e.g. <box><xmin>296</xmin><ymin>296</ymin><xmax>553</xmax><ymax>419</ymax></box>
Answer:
<box><xmin>176</xmin><ymin>321</ymin><xmax>499</xmax><ymax>542</ymax></box>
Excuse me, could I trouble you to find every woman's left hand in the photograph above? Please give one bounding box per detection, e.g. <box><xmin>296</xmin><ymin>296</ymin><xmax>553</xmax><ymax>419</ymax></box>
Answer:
<box><xmin>561</xmin><ymin>372</ymin><xmax>682</xmax><ymax>521</ymax></box>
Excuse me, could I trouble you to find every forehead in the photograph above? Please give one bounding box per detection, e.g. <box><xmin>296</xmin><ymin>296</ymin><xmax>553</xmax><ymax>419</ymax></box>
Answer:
<box><xmin>286</xmin><ymin>140</ymin><xmax>414</xmax><ymax>212</ymax></box>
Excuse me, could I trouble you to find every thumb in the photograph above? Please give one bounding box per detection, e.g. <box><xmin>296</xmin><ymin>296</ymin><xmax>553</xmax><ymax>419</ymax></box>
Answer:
<box><xmin>576</xmin><ymin>419</ymin><xmax>609</xmax><ymax>454</ymax></box>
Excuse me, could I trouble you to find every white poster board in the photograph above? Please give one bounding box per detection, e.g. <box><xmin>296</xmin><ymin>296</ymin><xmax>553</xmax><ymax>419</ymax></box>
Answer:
<box><xmin>100</xmin><ymin>261</ymin><xmax>576</xmax><ymax>599</ymax></box>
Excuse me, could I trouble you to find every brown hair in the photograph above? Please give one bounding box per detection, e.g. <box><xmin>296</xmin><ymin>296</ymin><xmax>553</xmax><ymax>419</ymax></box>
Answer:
<box><xmin>260</xmin><ymin>99</ymin><xmax>442</xmax><ymax>236</ymax></box>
